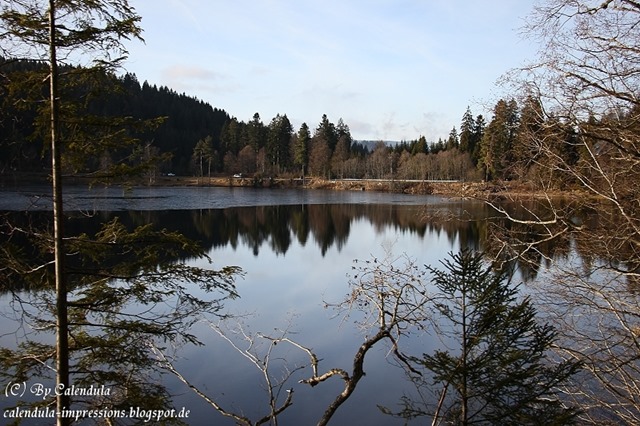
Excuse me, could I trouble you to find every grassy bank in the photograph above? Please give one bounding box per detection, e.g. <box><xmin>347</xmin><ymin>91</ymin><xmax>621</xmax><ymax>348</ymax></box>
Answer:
<box><xmin>1</xmin><ymin>172</ymin><xmax>586</xmax><ymax>200</ymax></box>
<box><xmin>153</xmin><ymin>175</ymin><xmax>586</xmax><ymax>200</ymax></box>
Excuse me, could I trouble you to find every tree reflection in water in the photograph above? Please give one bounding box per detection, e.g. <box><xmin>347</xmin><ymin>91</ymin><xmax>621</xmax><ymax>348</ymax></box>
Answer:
<box><xmin>2</xmin><ymin>197</ymin><xmax>635</xmax><ymax>424</ymax></box>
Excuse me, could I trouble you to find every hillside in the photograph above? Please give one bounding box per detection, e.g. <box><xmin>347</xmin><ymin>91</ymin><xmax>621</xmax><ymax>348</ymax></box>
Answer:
<box><xmin>0</xmin><ymin>58</ymin><xmax>230</xmax><ymax>176</ymax></box>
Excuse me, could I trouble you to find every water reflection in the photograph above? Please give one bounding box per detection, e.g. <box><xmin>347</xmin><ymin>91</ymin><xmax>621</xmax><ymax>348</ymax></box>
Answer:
<box><xmin>1</xmin><ymin>199</ymin><xmax>609</xmax><ymax>292</ymax></box>
<box><xmin>2</xmin><ymin>192</ymin><xmax>638</xmax><ymax>424</ymax></box>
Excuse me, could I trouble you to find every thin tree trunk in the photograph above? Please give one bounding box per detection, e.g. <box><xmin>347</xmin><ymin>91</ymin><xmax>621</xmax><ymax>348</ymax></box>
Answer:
<box><xmin>49</xmin><ymin>2</ymin><xmax>70</xmax><ymax>424</ymax></box>
<box><xmin>315</xmin><ymin>329</ymin><xmax>389</xmax><ymax>426</ymax></box>
<box><xmin>432</xmin><ymin>382</ymin><xmax>450</xmax><ymax>426</ymax></box>
<box><xmin>461</xmin><ymin>291</ymin><xmax>467</xmax><ymax>425</ymax></box>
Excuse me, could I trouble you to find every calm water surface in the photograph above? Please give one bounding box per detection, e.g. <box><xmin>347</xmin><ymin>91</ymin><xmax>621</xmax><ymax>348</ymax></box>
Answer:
<box><xmin>0</xmin><ymin>186</ymin><xmax>526</xmax><ymax>425</ymax></box>
<box><xmin>0</xmin><ymin>184</ymin><xmax>454</xmax><ymax>211</ymax></box>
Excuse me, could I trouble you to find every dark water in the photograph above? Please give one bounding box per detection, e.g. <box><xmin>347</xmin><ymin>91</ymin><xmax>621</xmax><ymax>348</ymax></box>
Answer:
<box><xmin>0</xmin><ymin>186</ymin><xmax>574</xmax><ymax>425</ymax></box>
<box><xmin>0</xmin><ymin>185</ymin><xmax>453</xmax><ymax>211</ymax></box>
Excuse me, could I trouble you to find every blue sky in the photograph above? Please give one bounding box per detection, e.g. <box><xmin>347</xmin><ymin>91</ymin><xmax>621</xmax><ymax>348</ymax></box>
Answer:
<box><xmin>124</xmin><ymin>1</ymin><xmax>537</xmax><ymax>142</ymax></box>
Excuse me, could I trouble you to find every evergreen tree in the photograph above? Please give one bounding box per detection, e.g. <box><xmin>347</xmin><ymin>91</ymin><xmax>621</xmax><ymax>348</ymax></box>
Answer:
<box><xmin>447</xmin><ymin>126</ymin><xmax>460</xmax><ymax>150</ymax></box>
<box><xmin>336</xmin><ymin>117</ymin><xmax>353</xmax><ymax>147</ymax></box>
<box><xmin>397</xmin><ymin>250</ymin><xmax>580</xmax><ymax>425</ymax></box>
<box><xmin>292</xmin><ymin>122</ymin><xmax>310</xmax><ymax>176</ymax></box>
<box><xmin>431</xmin><ymin>138</ymin><xmax>445</xmax><ymax>154</ymax></box>
<box><xmin>479</xmin><ymin>99</ymin><xmax>519</xmax><ymax>180</ymax></box>
<box><xmin>315</xmin><ymin>114</ymin><xmax>338</xmax><ymax>152</ymax></box>
<box><xmin>0</xmin><ymin>58</ymin><xmax>231</xmax><ymax>176</ymax></box>
<box><xmin>1</xmin><ymin>215</ymin><xmax>241</xmax><ymax>423</ymax></box>
<box><xmin>247</xmin><ymin>112</ymin><xmax>265</xmax><ymax>153</ymax></box>
<box><xmin>512</xmin><ymin>95</ymin><xmax>545</xmax><ymax>179</ymax></box>
<box><xmin>471</xmin><ymin>114</ymin><xmax>486</xmax><ymax>166</ymax></box>
<box><xmin>266</xmin><ymin>113</ymin><xmax>292</xmax><ymax>172</ymax></box>
<box><xmin>459</xmin><ymin>107</ymin><xmax>475</xmax><ymax>154</ymax></box>
<box><xmin>221</xmin><ymin>117</ymin><xmax>242</xmax><ymax>155</ymax></box>
<box><xmin>412</xmin><ymin>135</ymin><xmax>428</xmax><ymax>155</ymax></box>
<box><xmin>192</xmin><ymin>135</ymin><xmax>215</xmax><ymax>180</ymax></box>
<box><xmin>0</xmin><ymin>3</ymin><xmax>241</xmax><ymax>425</ymax></box>
<box><xmin>0</xmin><ymin>3</ymin><xmax>146</xmax><ymax>423</ymax></box>
<box><xmin>331</xmin><ymin>134</ymin><xmax>351</xmax><ymax>178</ymax></box>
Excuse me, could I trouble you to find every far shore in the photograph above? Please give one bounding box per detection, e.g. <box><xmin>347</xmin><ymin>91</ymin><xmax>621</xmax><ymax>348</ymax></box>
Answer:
<box><xmin>0</xmin><ymin>172</ymin><xmax>589</xmax><ymax>201</ymax></box>
<box><xmin>151</xmin><ymin>175</ymin><xmax>588</xmax><ymax>201</ymax></box>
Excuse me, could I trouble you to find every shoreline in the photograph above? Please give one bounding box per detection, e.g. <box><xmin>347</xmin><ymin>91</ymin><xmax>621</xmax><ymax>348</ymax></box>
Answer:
<box><xmin>152</xmin><ymin>176</ymin><xmax>586</xmax><ymax>201</ymax></box>
<box><xmin>1</xmin><ymin>173</ymin><xmax>588</xmax><ymax>201</ymax></box>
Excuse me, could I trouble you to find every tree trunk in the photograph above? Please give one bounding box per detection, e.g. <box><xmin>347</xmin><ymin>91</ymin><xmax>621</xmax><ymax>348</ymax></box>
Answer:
<box><xmin>49</xmin><ymin>2</ymin><xmax>70</xmax><ymax>424</ymax></box>
<box><xmin>461</xmin><ymin>291</ymin><xmax>468</xmax><ymax>425</ymax></box>
<box><xmin>316</xmin><ymin>329</ymin><xmax>389</xmax><ymax>426</ymax></box>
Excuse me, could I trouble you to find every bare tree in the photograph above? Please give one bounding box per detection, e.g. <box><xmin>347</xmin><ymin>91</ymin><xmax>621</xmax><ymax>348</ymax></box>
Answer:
<box><xmin>530</xmin><ymin>258</ymin><xmax>640</xmax><ymax>425</ymax></box>
<box><xmin>163</xmin><ymin>250</ymin><xmax>433</xmax><ymax>425</ymax></box>
<box><xmin>157</xmin><ymin>320</ymin><xmax>298</xmax><ymax>426</ymax></box>
<box><xmin>308</xmin><ymin>137</ymin><xmax>331</xmax><ymax>178</ymax></box>
<box><xmin>300</xmin><ymin>252</ymin><xmax>430</xmax><ymax>425</ymax></box>
<box><xmin>497</xmin><ymin>1</ymin><xmax>640</xmax><ymax>423</ymax></box>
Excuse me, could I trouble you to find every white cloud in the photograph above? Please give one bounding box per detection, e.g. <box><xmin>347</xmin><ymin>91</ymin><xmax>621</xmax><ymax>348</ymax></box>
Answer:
<box><xmin>124</xmin><ymin>0</ymin><xmax>538</xmax><ymax>141</ymax></box>
<box><xmin>162</xmin><ymin>65</ymin><xmax>224</xmax><ymax>81</ymax></box>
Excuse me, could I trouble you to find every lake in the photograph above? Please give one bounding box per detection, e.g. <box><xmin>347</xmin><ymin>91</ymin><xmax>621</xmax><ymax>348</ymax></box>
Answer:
<box><xmin>0</xmin><ymin>185</ymin><xmax>575</xmax><ymax>425</ymax></box>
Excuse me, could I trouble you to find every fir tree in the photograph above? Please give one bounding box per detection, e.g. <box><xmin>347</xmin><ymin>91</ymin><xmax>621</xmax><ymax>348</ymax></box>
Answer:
<box><xmin>0</xmin><ymin>2</ymin><xmax>241</xmax><ymax>425</ymax></box>
<box><xmin>471</xmin><ymin>114</ymin><xmax>486</xmax><ymax>166</ymax></box>
<box><xmin>447</xmin><ymin>126</ymin><xmax>460</xmax><ymax>150</ymax></box>
<box><xmin>479</xmin><ymin>99</ymin><xmax>519</xmax><ymax>180</ymax></box>
<box><xmin>292</xmin><ymin>122</ymin><xmax>310</xmax><ymax>176</ymax></box>
<box><xmin>266</xmin><ymin>113</ymin><xmax>293</xmax><ymax>172</ymax></box>
<box><xmin>459</xmin><ymin>107</ymin><xmax>475</xmax><ymax>154</ymax></box>
<box><xmin>395</xmin><ymin>250</ymin><xmax>580</xmax><ymax>425</ymax></box>
<box><xmin>315</xmin><ymin>114</ymin><xmax>338</xmax><ymax>152</ymax></box>
<box><xmin>247</xmin><ymin>112</ymin><xmax>265</xmax><ymax>153</ymax></box>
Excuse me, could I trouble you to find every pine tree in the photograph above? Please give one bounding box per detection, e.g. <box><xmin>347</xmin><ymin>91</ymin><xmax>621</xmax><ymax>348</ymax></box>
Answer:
<box><xmin>247</xmin><ymin>112</ymin><xmax>265</xmax><ymax>153</ymax></box>
<box><xmin>512</xmin><ymin>95</ymin><xmax>545</xmax><ymax>179</ymax></box>
<box><xmin>0</xmin><ymin>2</ymin><xmax>241</xmax><ymax>425</ymax></box>
<box><xmin>266</xmin><ymin>113</ymin><xmax>292</xmax><ymax>172</ymax></box>
<box><xmin>336</xmin><ymin>117</ymin><xmax>353</xmax><ymax>147</ymax></box>
<box><xmin>479</xmin><ymin>99</ymin><xmax>519</xmax><ymax>180</ymax></box>
<box><xmin>447</xmin><ymin>126</ymin><xmax>460</xmax><ymax>150</ymax></box>
<box><xmin>471</xmin><ymin>114</ymin><xmax>486</xmax><ymax>166</ymax></box>
<box><xmin>315</xmin><ymin>114</ymin><xmax>338</xmax><ymax>152</ymax></box>
<box><xmin>293</xmin><ymin>122</ymin><xmax>310</xmax><ymax>176</ymax></box>
<box><xmin>330</xmin><ymin>135</ymin><xmax>350</xmax><ymax>178</ymax></box>
<box><xmin>221</xmin><ymin>117</ymin><xmax>242</xmax><ymax>155</ymax></box>
<box><xmin>402</xmin><ymin>250</ymin><xmax>580</xmax><ymax>425</ymax></box>
<box><xmin>1</xmin><ymin>3</ymin><xmax>146</xmax><ymax>423</ymax></box>
<box><xmin>412</xmin><ymin>135</ymin><xmax>428</xmax><ymax>155</ymax></box>
<box><xmin>459</xmin><ymin>107</ymin><xmax>475</xmax><ymax>154</ymax></box>
<box><xmin>193</xmin><ymin>135</ymin><xmax>214</xmax><ymax>180</ymax></box>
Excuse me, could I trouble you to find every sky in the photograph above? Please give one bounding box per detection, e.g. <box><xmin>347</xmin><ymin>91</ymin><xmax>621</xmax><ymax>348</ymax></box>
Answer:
<box><xmin>123</xmin><ymin>0</ymin><xmax>539</xmax><ymax>142</ymax></box>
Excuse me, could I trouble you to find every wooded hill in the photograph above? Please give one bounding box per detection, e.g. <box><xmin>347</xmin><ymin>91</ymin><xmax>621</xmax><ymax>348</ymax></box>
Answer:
<box><xmin>0</xmin><ymin>57</ymin><xmax>229</xmax><ymax>176</ymax></box>
<box><xmin>0</xmin><ymin>57</ymin><xmax>608</xmax><ymax>186</ymax></box>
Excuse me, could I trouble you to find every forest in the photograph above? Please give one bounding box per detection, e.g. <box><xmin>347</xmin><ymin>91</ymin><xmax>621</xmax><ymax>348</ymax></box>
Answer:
<box><xmin>1</xmin><ymin>0</ymin><xmax>640</xmax><ymax>424</ymax></box>
<box><xmin>0</xmin><ymin>57</ymin><xmax>585</xmax><ymax>187</ymax></box>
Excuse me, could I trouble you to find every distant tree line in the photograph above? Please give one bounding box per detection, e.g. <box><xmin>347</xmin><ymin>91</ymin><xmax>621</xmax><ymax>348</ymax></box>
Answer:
<box><xmin>0</xmin><ymin>57</ymin><xmax>606</xmax><ymax>187</ymax></box>
<box><xmin>0</xmin><ymin>57</ymin><xmax>229</xmax><ymax>177</ymax></box>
